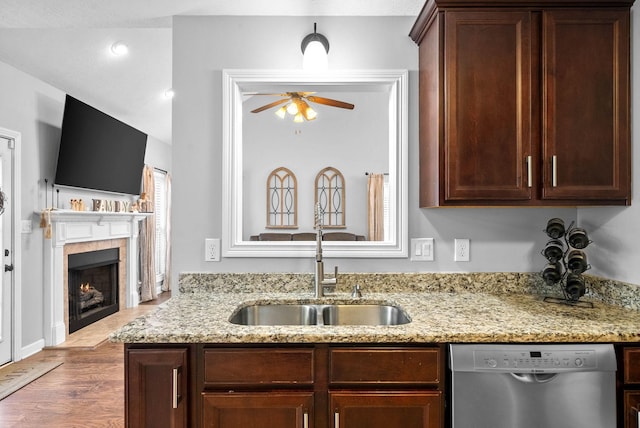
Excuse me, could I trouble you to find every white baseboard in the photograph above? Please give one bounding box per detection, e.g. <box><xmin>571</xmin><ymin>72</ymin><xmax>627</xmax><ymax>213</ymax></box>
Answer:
<box><xmin>21</xmin><ymin>338</ymin><xmax>45</xmax><ymax>360</ymax></box>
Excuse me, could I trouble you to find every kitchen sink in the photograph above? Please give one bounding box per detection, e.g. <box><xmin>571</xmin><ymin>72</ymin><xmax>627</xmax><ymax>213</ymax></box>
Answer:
<box><xmin>322</xmin><ymin>304</ymin><xmax>410</xmax><ymax>326</ymax></box>
<box><xmin>229</xmin><ymin>304</ymin><xmax>318</xmax><ymax>326</ymax></box>
<box><xmin>229</xmin><ymin>303</ymin><xmax>410</xmax><ymax>326</ymax></box>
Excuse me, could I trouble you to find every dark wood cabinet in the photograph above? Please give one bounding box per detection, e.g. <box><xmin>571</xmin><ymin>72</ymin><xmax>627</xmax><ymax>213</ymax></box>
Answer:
<box><xmin>202</xmin><ymin>392</ymin><xmax>314</xmax><ymax>428</ymax></box>
<box><xmin>624</xmin><ymin>392</ymin><xmax>640</xmax><ymax>428</ymax></box>
<box><xmin>541</xmin><ymin>9</ymin><xmax>630</xmax><ymax>202</ymax></box>
<box><xmin>125</xmin><ymin>344</ymin><xmax>444</xmax><ymax>428</ymax></box>
<box><xmin>126</xmin><ymin>347</ymin><xmax>190</xmax><ymax>428</ymax></box>
<box><xmin>327</xmin><ymin>347</ymin><xmax>443</xmax><ymax>428</ymax></box>
<box><xmin>330</xmin><ymin>391</ymin><xmax>441</xmax><ymax>428</ymax></box>
<box><xmin>410</xmin><ymin>0</ymin><xmax>632</xmax><ymax>207</ymax></box>
<box><xmin>623</xmin><ymin>347</ymin><xmax>640</xmax><ymax>428</ymax></box>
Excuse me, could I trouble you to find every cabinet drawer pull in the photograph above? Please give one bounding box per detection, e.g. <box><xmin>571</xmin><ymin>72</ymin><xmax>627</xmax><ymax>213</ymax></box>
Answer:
<box><xmin>172</xmin><ymin>367</ymin><xmax>180</xmax><ymax>409</ymax></box>
<box><xmin>334</xmin><ymin>411</ymin><xmax>340</xmax><ymax>428</ymax></box>
<box><xmin>526</xmin><ymin>155</ymin><xmax>532</xmax><ymax>188</ymax></box>
<box><xmin>551</xmin><ymin>155</ymin><xmax>558</xmax><ymax>187</ymax></box>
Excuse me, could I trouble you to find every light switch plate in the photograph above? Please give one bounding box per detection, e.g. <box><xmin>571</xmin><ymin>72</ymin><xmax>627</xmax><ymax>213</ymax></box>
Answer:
<box><xmin>411</xmin><ymin>238</ymin><xmax>434</xmax><ymax>261</ymax></box>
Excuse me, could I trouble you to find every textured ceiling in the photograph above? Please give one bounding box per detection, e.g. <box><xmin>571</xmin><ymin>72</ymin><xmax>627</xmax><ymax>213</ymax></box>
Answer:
<box><xmin>0</xmin><ymin>0</ymin><xmax>424</xmax><ymax>144</ymax></box>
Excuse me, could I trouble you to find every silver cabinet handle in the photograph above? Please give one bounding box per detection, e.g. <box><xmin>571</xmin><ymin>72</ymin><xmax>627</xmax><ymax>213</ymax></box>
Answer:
<box><xmin>172</xmin><ymin>367</ymin><xmax>180</xmax><ymax>409</ymax></box>
<box><xmin>551</xmin><ymin>155</ymin><xmax>558</xmax><ymax>187</ymax></box>
<box><xmin>526</xmin><ymin>155</ymin><xmax>532</xmax><ymax>188</ymax></box>
<box><xmin>334</xmin><ymin>412</ymin><xmax>340</xmax><ymax>428</ymax></box>
<box><xmin>303</xmin><ymin>412</ymin><xmax>309</xmax><ymax>428</ymax></box>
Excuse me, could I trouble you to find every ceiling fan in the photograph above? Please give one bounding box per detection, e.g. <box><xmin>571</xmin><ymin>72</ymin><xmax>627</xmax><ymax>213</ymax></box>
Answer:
<box><xmin>249</xmin><ymin>92</ymin><xmax>354</xmax><ymax>122</ymax></box>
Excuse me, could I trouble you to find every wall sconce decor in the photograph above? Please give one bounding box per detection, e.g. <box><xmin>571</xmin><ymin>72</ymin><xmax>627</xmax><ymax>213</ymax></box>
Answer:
<box><xmin>301</xmin><ymin>22</ymin><xmax>329</xmax><ymax>70</ymax></box>
<box><xmin>315</xmin><ymin>167</ymin><xmax>345</xmax><ymax>229</ymax></box>
<box><xmin>266</xmin><ymin>167</ymin><xmax>298</xmax><ymax>228</ymax></box>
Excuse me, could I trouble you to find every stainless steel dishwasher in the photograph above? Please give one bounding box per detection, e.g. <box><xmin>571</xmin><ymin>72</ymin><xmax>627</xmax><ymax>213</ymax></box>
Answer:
<box><xmin>449</xmin><ymin>344</ymin><xmax>617</xmax><ymax>428</ymax></box>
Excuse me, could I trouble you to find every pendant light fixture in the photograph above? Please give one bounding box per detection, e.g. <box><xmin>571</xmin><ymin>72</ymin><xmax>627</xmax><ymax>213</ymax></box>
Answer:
<box><xmin>301</xmin><ymin>23</ymin><xmax>329</xmax><ymax>70</ymax></box>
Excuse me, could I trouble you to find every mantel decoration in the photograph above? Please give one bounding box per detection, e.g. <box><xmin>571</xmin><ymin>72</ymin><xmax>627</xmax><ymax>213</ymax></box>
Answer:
<box><xmin>541</xmin><ymin>218</ymin><xmax>592</xmax><ymax>307</ymax></box>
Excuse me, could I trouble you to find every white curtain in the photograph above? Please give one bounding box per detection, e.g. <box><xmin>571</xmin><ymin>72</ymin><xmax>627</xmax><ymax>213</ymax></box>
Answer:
<box><xmin>162</xmin><ymin>173</ymin><xmax>172</xmax><ymax>292</ymax></box>
<box><xmin>139</xmin><ymin>165</ymin><xmax>157</xmax><ymax>302</ymax></box>
<box><xmin>367</xmin><ymin>173</ymin><xmax>384</xmax><ymax>241</ymax></box>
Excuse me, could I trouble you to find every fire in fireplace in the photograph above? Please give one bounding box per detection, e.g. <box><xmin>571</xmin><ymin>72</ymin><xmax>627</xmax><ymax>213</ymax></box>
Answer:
<box><xmin>68</xmin><ymin>248</ymin><xmax>119</xmax><ymax>333</ymax></box>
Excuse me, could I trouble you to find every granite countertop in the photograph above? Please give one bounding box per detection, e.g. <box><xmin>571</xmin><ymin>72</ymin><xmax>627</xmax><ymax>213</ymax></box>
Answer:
<box><xmin>109</xmin><ymin>288</ymin><xmax>640</xmax><ymax>344</ymax></box>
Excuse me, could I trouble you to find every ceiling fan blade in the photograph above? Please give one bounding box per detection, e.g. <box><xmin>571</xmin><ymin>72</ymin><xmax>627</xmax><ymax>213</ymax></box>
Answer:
<box><xmin>306</xmin><ymin>96</ymin><xmax>355</xmax><ymax>110</ymax></box>
<box><xmin>246</xmin><ymin>93</ymin><xmax>290</xmax><ymax>97</ymax></box>
<box><xmin>250</xmin><ymin>98</ymin><xmax>289</xmax><ymax>113</ymax></box>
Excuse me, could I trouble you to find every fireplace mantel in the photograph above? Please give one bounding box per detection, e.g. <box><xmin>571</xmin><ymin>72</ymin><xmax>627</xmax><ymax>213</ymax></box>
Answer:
<box><xmin>41</xmin><ymin>209</ymin><xmax>150</xmax><ymax>346</ymax></box>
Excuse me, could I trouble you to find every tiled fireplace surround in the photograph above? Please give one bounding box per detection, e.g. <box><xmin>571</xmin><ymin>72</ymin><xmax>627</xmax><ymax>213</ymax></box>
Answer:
<box><xmin>43</xmin><ymin>210</ymin><xmax>147</xmax><ymax>346</ymax></box>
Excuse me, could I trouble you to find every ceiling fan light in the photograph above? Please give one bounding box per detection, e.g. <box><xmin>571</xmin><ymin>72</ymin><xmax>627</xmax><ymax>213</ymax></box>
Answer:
<box><xmin>305</xmin><ymin>107</ymin><xmax>317</xmax><ymax>120</ymax></box>
<box><xmin>286</xmin><ymin>102</ymin><xmax>299</xmax><ymax>115</ymax></box>
<box><xmin>275</xmin><ymin>106</ymin><xmax>287</xmax><ymax>119</ymax></box>
<box><xmin>294</xmin><ymin>113</ymin><xmax>304</xmax><ymax>123</ymax></box>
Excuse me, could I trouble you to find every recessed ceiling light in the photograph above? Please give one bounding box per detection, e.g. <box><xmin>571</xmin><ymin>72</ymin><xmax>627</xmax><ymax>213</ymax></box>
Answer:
<box><xmin>110</xmin><ymin>42</ymin><xmax>129</xmax><ymax>56</ymax></box>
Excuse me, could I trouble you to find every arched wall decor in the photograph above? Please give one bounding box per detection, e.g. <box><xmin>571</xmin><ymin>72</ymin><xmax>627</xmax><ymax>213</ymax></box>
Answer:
<box><xmin>266</xmin><ymin>167</ymin><xmax>298</xmax><ymax>228</ymax></box>
<box><xmin>314</xmin><ymin>167</ymin><xmax>345</xmax><ymax>229</ymax></box>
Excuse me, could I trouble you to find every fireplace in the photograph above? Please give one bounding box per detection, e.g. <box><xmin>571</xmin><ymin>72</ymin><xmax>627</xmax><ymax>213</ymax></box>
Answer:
<box><xmin>67</xmin><ymin>248</ymin><xmax>120</xmax><ymax>333</ymax></box>
<box><xmin>43</xmin><ymin>210</ymin><xmax>146</xmax><ymax>346</ymax></box>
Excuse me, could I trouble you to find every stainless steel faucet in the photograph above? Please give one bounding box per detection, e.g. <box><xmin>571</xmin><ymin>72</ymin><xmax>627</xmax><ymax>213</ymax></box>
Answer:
<box><xmin>314</xmin><ymin>204</ymin><xmax>338</xmax><ymax>297</ymax></box>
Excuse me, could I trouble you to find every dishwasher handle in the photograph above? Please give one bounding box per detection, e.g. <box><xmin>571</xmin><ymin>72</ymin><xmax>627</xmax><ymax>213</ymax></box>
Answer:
<box><xmin>510</xmin><ymin>373</ymin><xmax>558</xmax><ymax>384</ymax></box>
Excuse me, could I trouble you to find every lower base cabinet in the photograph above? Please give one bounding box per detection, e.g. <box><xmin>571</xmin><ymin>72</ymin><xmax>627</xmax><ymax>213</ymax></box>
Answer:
<box><xmin>126</xmin><ymin>347</ymin><xmax>190</xmax><ymax>428</ymax></box>
<box><xmin>330</xmin><ymin>391</ymin><xmax>441</xmax><ymax>428</ymax></box>
<box><xmin>623</xmin><ymin>346</ymin><xmax>640</xmax><ymax>428</ymax></box>
<box><xmin>125</xmin><ymin>344</ymin><xmax>444</xmax><ymax>428</ymax></box>
<box><xmin>624</xmin><ymin>392</ymin><xmax>640</xmax><ymax>428</ymax></box>
<box><xmin>202</xmin><ymin>392</ymin><xmax>314</xmax><ymax>428</ymax></box>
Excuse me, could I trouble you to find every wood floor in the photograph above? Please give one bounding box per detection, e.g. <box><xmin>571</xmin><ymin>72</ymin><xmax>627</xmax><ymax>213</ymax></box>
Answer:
<box><xmin>0</xmin><ymin>293</ymin><xmax>170</xmax><ymax>427</ymax></box>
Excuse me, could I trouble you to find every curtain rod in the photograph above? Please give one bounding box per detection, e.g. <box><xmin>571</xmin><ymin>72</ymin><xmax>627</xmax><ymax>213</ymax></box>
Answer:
<box><xmin>364</xmin><ymin>172</ymin><xmax>389</xmax><ymax>175</ymax></box>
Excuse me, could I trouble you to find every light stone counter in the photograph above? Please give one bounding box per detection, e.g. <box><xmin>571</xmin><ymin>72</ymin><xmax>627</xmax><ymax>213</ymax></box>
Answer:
<box><xmin>109</xmin><ymin>277</ymin><xmax>640</xmax><ymax>344</ymax></box>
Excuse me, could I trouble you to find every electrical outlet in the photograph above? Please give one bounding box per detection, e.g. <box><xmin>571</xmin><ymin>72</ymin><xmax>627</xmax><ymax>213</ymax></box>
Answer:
<box><xmin>205</xmin><ymin>238</ymin><xmax>220</xmax><ymax>262</ymax></box>
<box><xmin>411</xmin><ymin>238</ymin><xmax>434</xmax><ymax>261</ymax></box>
<box><xmin>454</xmin><ymin>238</ymin><xmax>470</xmax><ymax>262</ymax></box>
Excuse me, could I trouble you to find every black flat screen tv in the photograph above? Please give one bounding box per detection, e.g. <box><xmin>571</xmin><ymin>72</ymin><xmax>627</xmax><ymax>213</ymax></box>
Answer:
<box><xmin>54</xmin><ymin>95</ymin><xmax>147</xmax><ymax>195</ymax></box>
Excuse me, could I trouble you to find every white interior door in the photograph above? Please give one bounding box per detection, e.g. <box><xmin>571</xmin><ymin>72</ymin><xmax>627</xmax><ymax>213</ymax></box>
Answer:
<box><xmin>0</xmin><ymin>136</ymin><xmax>13</xmax><ymax>365</ymax></box>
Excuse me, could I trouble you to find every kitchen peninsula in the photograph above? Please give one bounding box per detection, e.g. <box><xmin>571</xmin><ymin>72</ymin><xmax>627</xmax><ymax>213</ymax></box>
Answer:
<box><xmin>111</xmin><ymin>273</ymin><xmax>640</xmax><ymax>428</ymax></box>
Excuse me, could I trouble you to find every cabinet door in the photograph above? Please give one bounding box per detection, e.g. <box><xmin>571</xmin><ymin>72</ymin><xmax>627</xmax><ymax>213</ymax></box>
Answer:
<box><xmin>624</xmin><ymin>392</ymin><xmax>640</xmax><ymax>428</ymax></box>
<box><xmin>202</xmin><ymin>392</ymin><xmax>313</xmax><ymax>428</ymax></box>
<box><xmin>541</xmin><ymin>10</ymin><xmax>630</xmax><ymax>203</ymax></box>
<box><xmin>126</xmin><ymin>348</ymin><xmax>189</xmax><ymax>428</ymax></box>
<box><xmin>330</xmin><ymin>391</ymin><xmax>441</xmax><ymax>428</ymax></box>
<box><xmin>443</xmin><ymin>11</ymin><xmax>534</xmax><ymax>202</ymax></box>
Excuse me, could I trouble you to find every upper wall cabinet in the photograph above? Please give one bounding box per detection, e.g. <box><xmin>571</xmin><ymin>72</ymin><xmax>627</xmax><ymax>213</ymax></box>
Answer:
<box><xmin>410</xmin><ymin>0</ymin><xmax>633</xmax><ymax>207</ymax></box>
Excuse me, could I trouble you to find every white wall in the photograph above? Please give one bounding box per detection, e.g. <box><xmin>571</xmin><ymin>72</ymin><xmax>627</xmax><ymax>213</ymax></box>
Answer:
<box><xmin>172</xmin><ymin>16</ymin><xmax>579</xmax><ymax>283</ymax></box>
<box><xmin>577</xmin><ymin>5</ymin><xmax>639</xmax><ymax>287</ymax></box>
<box><xmin>0</xmin><ymin>60</ymin><xmax>172</xmax><ymax>354</ymax></box>
<box><xmin>0</xmin><ymin>60</ymin><xmax>64</xmax><ymax>350</ymax></box>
